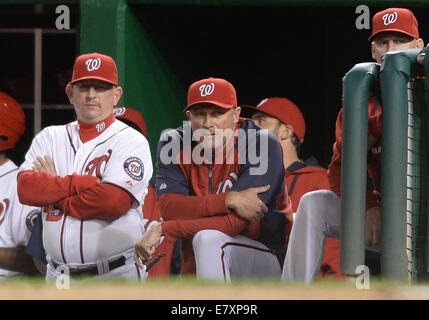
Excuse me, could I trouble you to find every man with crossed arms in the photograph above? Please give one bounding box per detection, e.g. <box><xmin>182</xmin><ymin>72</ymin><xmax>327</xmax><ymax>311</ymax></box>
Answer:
<box><xmin>135</xmin><ymin>77</ymin><xmax>291</xmax><ymax>281</ymax></box>
<box><xmin>18</xmin><ymin>53</ymin><xmax>152</xmax><ymax>280</ymax></box>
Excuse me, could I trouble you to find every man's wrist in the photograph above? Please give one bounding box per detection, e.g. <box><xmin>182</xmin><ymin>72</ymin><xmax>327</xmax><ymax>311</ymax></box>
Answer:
<box><xmin>225</xmin><ymin>191</ymin><xmax>237</xmax><ymax>211</ymax></box>
<box><xmin>157</xmin><ymin>222</ymin><xmax>165</xmax><ymax>236</ymax></box>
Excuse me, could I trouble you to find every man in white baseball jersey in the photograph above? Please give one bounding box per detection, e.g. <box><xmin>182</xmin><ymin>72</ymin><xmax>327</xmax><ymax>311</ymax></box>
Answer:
<box><xmin>17</xmin><ymin>53</ymin><xmax>153</xmax><ymax>281</ymax></box>
<box><xmin>282</xmin><ymin>8</ymin><xmax>424</xmax><ymax>283</ymax></box>
<box><xmin>0</xmin><ymin>91</ymin><xmax>42</xmax><ymax>277</ymax></box>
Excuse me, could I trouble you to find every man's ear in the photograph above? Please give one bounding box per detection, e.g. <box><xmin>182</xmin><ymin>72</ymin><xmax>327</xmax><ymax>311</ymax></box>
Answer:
<box><xmin>233</xmin><ymin>106</ymin><xmax>241</xmax><ymax>123</ymax></box>
<box><xmin>113</xmin><ymin>86</ymin><xmax>123</xmax><ymax>106</ymax></box>
<box><xmin>416</xmin><ymin>38</ymin><xmax>424</xmax><ymax>49</ymax></box>
<box><xmin>185</xmin><ymin>110</ymin><xmax>191</xmax><ymax>120</ymax></box>
<box><xmin>371</xmin><ymin>41</ymin><xmax>376</xmax><ymax>61</ymax></box>
<box><xmin>279</xmin><ymin>124</ymin><xmax>294</xmax><ymax>141</ymax></box>
<box><xmin>65</xmin><ymin>83</ymin><xmax>74</xmax><ymax>103</ymax></box>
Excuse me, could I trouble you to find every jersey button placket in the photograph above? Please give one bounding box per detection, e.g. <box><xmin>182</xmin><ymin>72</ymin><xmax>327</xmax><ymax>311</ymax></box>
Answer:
<box><xmin>65</xmin><ymin>218</ymin><xmax>79</xmax><ymax>263</ymax></box>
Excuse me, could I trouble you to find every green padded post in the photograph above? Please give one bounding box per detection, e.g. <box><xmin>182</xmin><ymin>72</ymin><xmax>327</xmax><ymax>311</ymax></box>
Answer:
<box><xmin>421</xmin><ymin>44</ymin><xmax>429</xmax><ymax>273</ymax></box>
<box><xmin>379</xmin><ymin>49</ymin><xmax>421</xmax><ymax>281</ymax></box>
<box><xmin>341</xmin><ymin>63</ymin><xmax>379</xmax><ymax>276</ymax></box>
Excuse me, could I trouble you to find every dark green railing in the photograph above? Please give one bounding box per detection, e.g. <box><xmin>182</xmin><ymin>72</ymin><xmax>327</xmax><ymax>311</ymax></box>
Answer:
<box><xmin>340</xmin><ymin>62</ymin><xmax>379</xmax><ymax>276</ymax></box>
<box><xmin>341</xmin><ymin>46</ymin><xmax>429</xmax><ymax>281</ymax></box>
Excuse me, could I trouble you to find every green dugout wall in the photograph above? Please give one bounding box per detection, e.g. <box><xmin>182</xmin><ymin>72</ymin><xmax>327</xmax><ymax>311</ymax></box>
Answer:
<box><xmin>79</xmin><ymin>0</ymin><xmax>186</xmax><ymax>162</ymax></box>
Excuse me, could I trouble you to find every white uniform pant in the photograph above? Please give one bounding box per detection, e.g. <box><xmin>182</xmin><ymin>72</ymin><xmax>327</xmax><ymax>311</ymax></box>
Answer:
<box><xmin>192</xmin><ymin>230</ymin><xmax>281</xmax><ymax>282</ymax></box>
<box><xmin>46</xmin><ymin>251</ymin><xmax>147</xmax><ymax>282</ymax></box>
<box><xmin>282</xmin><ymin>190</ymin><xmax>341</xmax><ymax>283</ymax></box>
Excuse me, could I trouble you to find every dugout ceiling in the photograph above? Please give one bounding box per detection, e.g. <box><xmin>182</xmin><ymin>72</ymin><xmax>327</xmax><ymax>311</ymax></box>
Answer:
<box><xmin>0</xmin><ymin>0</ymin><xmax>428</xmax><ymax>168</ymax></box>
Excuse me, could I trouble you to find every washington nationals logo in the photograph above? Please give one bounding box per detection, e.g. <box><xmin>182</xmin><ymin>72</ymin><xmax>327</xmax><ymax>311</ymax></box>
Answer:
<box><xmin>382</xmin><ymin>12</ymin><xmax>398</xmax><ymax>25</ymax></box>
<box><xmin>85</xmin><ymin>149</ymin><xmax>112</xmax><ymax>179</ymax></box>
<box><xmin>44</xmin><ymin>205</ymin><xmax>64</xmax><ymax>222</ymax></box>
<box><xmin>0</xmin><ymin>199</ymin><xmax>10</xmax><ymax>226</ymax></box>
<box><xmin>199</xmin><ymin>83</ymin><xmax>215</xmax><ymax>97</ymax></box>
<box><xmin>113</xmin><ymin>107</ymin><xmax>126</xmax><ymax>117</ymax></box>
<box><xmin>26</xmin><ymin>209</ymin><xmax>41</xmax><ymax>232</ymax></box>
<box><xmin>96</xmin><ymin>122</ymin><xmax>106</xmax><ymax>132</ymax></box>
<box><xmin>85</xmin><ymin>58</ymin><xmax>101</xmax><ymax>71</ymax></box>
<box><xmin>123</xmin><ymin>157</ymin><xmax>144</xmax><ymax>181</ymax></box>
<box><xmin>216</xmin><ymin>171</ymin><xmax>239</xmax><ymax>194</ymax></box>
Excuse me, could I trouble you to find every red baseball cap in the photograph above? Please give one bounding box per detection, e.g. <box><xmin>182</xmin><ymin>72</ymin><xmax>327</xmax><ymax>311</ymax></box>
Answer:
<box><xmin>114</xmin><ymin>106</ymin><xmax>147</xmax><ymax>137</ymax></box>
<box><xmin>0</xmin><ymin>91</ymin><xmax>25</xmax><ymax>151</ymax></box>
<box><xmin>243</xmin><ymin>97</ymin><xmax>306</xmax><ymax>143</ymax></box>
<box><xmin>369</xmin><ymin>8</ymin><xmax>419</xmax><ymax>42</ymax></box>
<box><xmin>185</xmin><ymin>77</ymin><xmax>237</xmax><ymax>111</ymax></box>
<box><xmin>70</xmin><ymin>52</ymin><xmax>118</xmax><ymax>85</ymax></box>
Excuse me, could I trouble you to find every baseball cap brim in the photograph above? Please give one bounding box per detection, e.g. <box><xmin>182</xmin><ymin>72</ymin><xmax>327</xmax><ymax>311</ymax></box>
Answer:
<box><xmin>240</xmin><ymin>104</ymin><xmax>260</xmax><ymax>116</ymax></box>
<box><xmin>241</xmin><ymin>105</ymin><xmax>258</xmax><ymax>110</ymax></box>
<box><xmin>241</xmin><ymin>104</ymin><xmax>286</xmax><ymax>127</ymax></box>
<box><xmin>368</xmin><ymin>29</ymin><xmax>418</xmax><ymax>42</ymax></box>
<box><xmin>241</xmin><ymin>104</ymin><xmax>276</xmax><ymax>117</ymax></box>
<box><xmin>70</xmin><ymin>76</ymin><xmax>118</xmax><ymax>86</ymax></box>
<box><xmin>240</xmin><ymin>100</ymin><xmax>306</xmax><ymax>143</ymax></box>
<box><xmin>184</xmin><ymin>101</ymin><xmax>235</xmax><ymax>112</ymax></box>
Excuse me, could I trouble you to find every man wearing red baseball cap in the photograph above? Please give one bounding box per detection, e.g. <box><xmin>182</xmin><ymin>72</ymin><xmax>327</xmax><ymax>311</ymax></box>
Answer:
<box><xmin>114</xmin><ymin>106</ymin><xmax>148</xmax><ymax>137</ymax></box>
<box><xmin>135</xmin><ymin>77</ymin><xmax>293</xmax><ymax>281</ymax></box>
<box><xmin>243</xmin><ymin>98</ymin><xmax>321</xmax><ymax>215</ymax></box>
<box><xmin>67</xmin><ymin>52</ymin><xmax>122</xmax><ymax>123</ymax></box>
<box><xmin>243</xmin><ymin>98</ymin><xmax>327</xmax><ymax>212</ymax></box>
<box><xmin>18</xmin><ymin>53</ymin><xmax>154</xmax><ymax>282</ymax></box>
<box><xmin>243</xmin><ymin>98</ymin><xmax>343</xmax><ymax>279</ymax></box>
<box><xmin>283</xmin><ymin>8</ymin><xmax>425</xmax><ymax>283</ymax></box>
<box><xmin>369</xmin><ymin>8</ymin><xmax>423</xmax><ymax>65</ymax></box>
<box><xmin>0</xmin><ymin>91</ymin><xmax>43</xmax><ymax>277</ymax></box>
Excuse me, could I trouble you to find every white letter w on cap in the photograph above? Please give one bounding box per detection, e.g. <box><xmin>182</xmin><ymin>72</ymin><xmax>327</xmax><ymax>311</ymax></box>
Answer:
<box><xmin>86</xmin><ymin>58</ymin><xmax>101</xmax><ymax>71</ymax></box>
<box><xmin>199</xmin><ymin>83</ymin><xmax>215</xmax><ymax>97</ymax></box>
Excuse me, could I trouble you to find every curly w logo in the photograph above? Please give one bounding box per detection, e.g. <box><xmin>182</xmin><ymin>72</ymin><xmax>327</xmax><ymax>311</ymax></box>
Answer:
<box><xmin>382</xmin><ymin>12</ymin><xmax>398</xmax><ymax>25</ymax></box>
<box><xmin>85</xmin><ymin>149</ymin><xmax>112</xmax><ymax>179</ymax></box>
<box><xmin>216</xmin><ymin>171</ymin><xmax>239</xmax><ymax>194</ymax></box>
<box><xmin>199</xmin><ymin>83</ymin><xmax>215</xmax><ymax>97</ymax></box>
<box><xmin>85</xmin><ymin>58</ymin><xmax>101</xmax><ymax>71</ymax></box>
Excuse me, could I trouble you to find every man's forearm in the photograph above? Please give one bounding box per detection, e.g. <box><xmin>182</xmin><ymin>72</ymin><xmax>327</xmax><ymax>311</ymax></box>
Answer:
<box><xmin>161</xmin><ymin>213</ymin><xmax>248</xmax><ymax>241</ymax></box>
<box><xmin>56</xmin><ymin>183</ymin><xmax>134</xmax><ymax>220</ymax></box>
<box><xmin>159</xmin><ymin>193</ymin><xmax>228</xmax><ymax>220</ymax></box>
<box><xmin>17</xmin><ymin>171</ymin><xmax>99</xmax><ymax>206</ymax></box>
<box><xmin>0</xmin><ymin>247</ymin><xmax>39</xmax><ymax>275</ymax></box>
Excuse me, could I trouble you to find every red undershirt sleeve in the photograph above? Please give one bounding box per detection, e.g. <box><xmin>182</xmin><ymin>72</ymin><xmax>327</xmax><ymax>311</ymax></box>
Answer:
<box><xmin>17</xmin><ymin>170</ymin><xmax>133</xmax><ymax>220</ymax></box>
<box><xmin>55</xmin><ymin>183</ymin><xmax>133</xmax><ymax>220</ymax></box>
<box><xmin>161</xmin><ymin>213</ymin><xmax>260</xmax><ymax>242</ymax></box>
<box><xmin>17</xmin><ymin>170</ymin><xmax>99</xmax><ymax>206</ymax></box>
<box><xmin>158</xmin><ymin>193</ymin><xmax>229</xmax><ymax>220</ymax></box>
